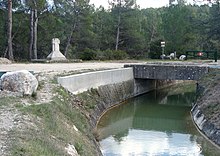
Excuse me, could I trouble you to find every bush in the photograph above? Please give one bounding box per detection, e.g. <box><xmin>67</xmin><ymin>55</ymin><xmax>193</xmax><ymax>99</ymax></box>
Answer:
<box><xmin>112</xmin><ymin>50</ymin><xmax>128</xmax><ymax>60</ymax></box>
<box><xmin>103</xmin><ymin>49</ymin><xmax>128</xmax><ymax>60</ymax></box>
<box><xmin>77</xmin><ymin>48</ymin><xmax>128</xmax><ymax>60</ymax></box>
<box><xmin>78</xmin><ymin>48</ymin><xmax>97</xmax><ymax>60</ymax></box>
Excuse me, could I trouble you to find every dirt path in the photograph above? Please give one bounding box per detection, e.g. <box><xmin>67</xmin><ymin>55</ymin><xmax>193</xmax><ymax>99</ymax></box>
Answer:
<box><xmin>0</xmin><ymin>62</ymin><xmax>128</xmax><ymax>73</ymax></box>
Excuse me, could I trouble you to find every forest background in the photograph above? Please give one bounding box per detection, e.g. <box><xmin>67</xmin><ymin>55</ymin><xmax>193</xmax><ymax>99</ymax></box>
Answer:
<box><xmin>1</xmin><ymin>0</ymin><xmax>220</xmax><ymax>61</ymax></box>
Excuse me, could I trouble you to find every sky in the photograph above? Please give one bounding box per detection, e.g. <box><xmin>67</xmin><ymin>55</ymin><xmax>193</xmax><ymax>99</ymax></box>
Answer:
<box><xmin>89</xmin><ymin>0</ymin><xmax>208</xmax><ymax>9</ymax></box>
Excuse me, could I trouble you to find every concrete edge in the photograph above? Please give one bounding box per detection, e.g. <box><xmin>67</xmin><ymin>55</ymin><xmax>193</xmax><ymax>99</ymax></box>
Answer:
<box><xmin>57</xmin><ymin>68</ymin><xmax>134</xmax><ymax>94</ymax></box>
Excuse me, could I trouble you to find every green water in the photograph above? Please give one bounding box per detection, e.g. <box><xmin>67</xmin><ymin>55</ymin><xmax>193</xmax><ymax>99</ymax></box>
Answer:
<box><xmin>97</xmin><ymin>83</ymin><xmax>220</xmax><ymax>156</ymax></box>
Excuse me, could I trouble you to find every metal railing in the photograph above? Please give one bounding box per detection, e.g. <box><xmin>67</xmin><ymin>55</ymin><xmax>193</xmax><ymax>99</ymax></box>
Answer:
<box><xmin>186</xmin><ymin>50</ymin><xmax>217</xmax><ymax>62</ymax></box>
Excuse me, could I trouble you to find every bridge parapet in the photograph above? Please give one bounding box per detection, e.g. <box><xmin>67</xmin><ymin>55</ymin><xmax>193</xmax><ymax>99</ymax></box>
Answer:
<box><xmin>125</xmin><ymin>64</ymin><xmax>209</xmax><ymax>80</ymax></box>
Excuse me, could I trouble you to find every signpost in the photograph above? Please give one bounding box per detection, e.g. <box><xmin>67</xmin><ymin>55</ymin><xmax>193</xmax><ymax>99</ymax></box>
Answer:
<box><xmin>161</xmin><ymin>41</ymin><xmax>165</xmax><ymax>54</ymax></box>
<box><xmin>161</xmin><ymin>41</ymin><xmax>165</xmax><ymax>59</ymax></box>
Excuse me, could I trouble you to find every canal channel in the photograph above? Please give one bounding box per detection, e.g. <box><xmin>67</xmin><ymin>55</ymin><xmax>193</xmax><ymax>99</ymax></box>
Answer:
<box><xmin>96</xmin><ymin>83</ymin><xmax>220</xmax><ymax>156</ymax></box>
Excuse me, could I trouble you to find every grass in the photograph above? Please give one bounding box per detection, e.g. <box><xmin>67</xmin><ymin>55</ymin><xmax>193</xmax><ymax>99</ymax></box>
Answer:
<box><xmin>10</xmin><ymin>86</ymin><xmax>99</xmax><ymax>156</ymax></box>
<box><xmin>0</xmin><ymin>97</ymin><xmax>19</xmax><ymax>107</ymax></box>
<box><xmin>77</xmin><ymin>88</ymin><xmax>98</xmax><ymax>110</ymax></box>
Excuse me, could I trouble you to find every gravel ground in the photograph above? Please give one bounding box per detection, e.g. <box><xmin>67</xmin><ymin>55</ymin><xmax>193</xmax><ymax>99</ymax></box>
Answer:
<box><xmin>0</xmin><ymin>62</ymin><xmax>127</xmax><ymax>73</ymax></box>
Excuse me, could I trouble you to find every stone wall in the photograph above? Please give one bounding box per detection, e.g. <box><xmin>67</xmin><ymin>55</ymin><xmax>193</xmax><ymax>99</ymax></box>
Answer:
<box><xmin>125</xmin><ymin>64</ymin><xmax>209</xmax><ymax>80</ymax></box>
<box><xmin>191</xmin><ymin>69</ymin><xmax>220</xmax><ymax>147</ymax></box>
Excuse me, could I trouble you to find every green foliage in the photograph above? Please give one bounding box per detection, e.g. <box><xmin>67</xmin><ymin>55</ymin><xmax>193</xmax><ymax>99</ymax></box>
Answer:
<box><xmin>0</xmin><ymin>1</ymin><xmax>220</xmax><ymax>60</ymax></box>
<box><xmin>149</xmin><ymin>39</ymin><xmax>164</xmax><ymax>59</ymax></box>
<box><xmin>102</xmin><ymin>49</ymin><xmax>128</xmax><ymax>60</ymax></box>
<box><xmin>78</xmin><ymin>48</ymin><xmax>128</xmax><ymax>60</ymax></box>
<box><xmin>161</xmin><ymin>4</ymin><xmax>197</xmax><ymax>54</ymax></box>
<box><xmin>78</xmin><ymin>48</ymin><xmax>97</xmax><ymax>60</ymax></box>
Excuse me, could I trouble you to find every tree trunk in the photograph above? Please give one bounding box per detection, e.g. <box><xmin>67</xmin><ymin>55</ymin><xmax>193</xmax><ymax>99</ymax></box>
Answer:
<box><xmin>7</xmin><ymin>0</ymin><xmax>13</xmax><ymax>60</ymax></box>
<box><xmin>115</xmin><ymin>15</ymin><xmax>120</xmax><ymax>51</ymax></box>
<box><xmin>115</xmin><ymin>0</ymin><xmax>121</xmax><ymax>51</ymax></box>
<box><xmin>64</xmin><ymin>22</ymin><xmax>77</xmax><ymax>57</ymax></box>
<box><xmin>147</xmin><ymin>24</ymin><xmax>156</xmax><ymax>53</ymax></box>
<box><xmin>33</xmin><ymin>8</ymin><xmax>38</xmax><ymax>59</ymax></box>
<box><xmin>29</xmin><ymin>9</ymin><xmax>34</xmax><ymax>60</ymax></box>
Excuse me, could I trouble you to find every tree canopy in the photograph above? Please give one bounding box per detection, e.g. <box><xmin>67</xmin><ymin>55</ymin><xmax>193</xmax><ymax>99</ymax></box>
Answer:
<box><xmin>1</xmin><ymin>0</ymin><xmax>220</xmax><ymax>61</ymax></box>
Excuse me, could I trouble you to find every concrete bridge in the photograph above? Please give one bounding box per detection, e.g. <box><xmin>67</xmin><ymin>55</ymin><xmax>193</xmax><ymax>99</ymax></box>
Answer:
<box><xmin>124</xmin><ymin>63</ymin><xmax>213</xmax><ymax>80</ymax></box>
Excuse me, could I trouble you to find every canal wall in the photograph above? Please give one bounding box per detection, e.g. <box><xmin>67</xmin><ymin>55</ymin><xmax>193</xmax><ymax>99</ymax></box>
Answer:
<box><xmin>58</xmin><ymin>68</ymin><xmax>156</xmax><ymax>127</ymax></box>
<box><xmin>191</xmin><ymin>69</ymin><xmax>220</xmax><ymax>147</ymax></box>
<box><xmin>57</xmin><ymin>68</ymin><xmax>155</xmax><ymax>96</ymax></box>
<box><xmin>191</xmin><ymin>104</ymin><xmax>220</xmax><ymax>146</ymax></box>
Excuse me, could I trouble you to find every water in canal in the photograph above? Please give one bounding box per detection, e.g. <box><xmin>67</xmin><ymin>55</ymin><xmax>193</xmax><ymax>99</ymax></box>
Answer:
<box><xmin>96</xmin><ymin>83</ymin><xmax>220</xmax><ymax>156</ymax></box>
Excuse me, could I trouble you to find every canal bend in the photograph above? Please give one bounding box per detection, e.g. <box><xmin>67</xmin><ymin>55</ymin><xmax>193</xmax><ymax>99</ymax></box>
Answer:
<box><xmin>97</xmin><ymin>83</ymin><xmax>220</xmax><ymax>156</ymax></box>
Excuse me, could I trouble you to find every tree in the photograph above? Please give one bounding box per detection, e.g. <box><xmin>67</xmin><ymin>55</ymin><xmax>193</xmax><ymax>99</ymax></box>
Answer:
<box><xmin>93</xmin><ymin>7</ymin><xmax>115</xmax><ymax>50</ymax></box>
<box><xmin>161</xmin><ymin>3</ymin><xmax>197</xmax><ymax>54</ymax></box>
<box><xmin>7</xmin><ymin>0</ymin><xmax>13</xmax><ymax>60</ymax></box>
<box><xmin>53</xmin><ymin>0</ymin><xmax>94</xmax><ymax>58</ymax></box>
<box><xmin>26</xmin><ymin>0</ymin><xmax>48</xmax><ymax>60</ymax></box>
<box><xmin>109</xmin><ymin>0</ymin><xmax>136</xmax><ymax>51</ymax></box>
<box><xmin>141</xmin><ymin>8</ymin><xmax>162</xmax><ymax>55</ymax></box>
<box><xmin>207</xmin><ymin>2</ymin><xmax>220</xmax><ymax>51</ymax></box>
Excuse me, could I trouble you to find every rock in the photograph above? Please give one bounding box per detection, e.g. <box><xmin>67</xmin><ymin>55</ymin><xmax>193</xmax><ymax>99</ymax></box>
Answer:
<box><xmin>1</xmin><ymin>70</ymin><xmax>38</xmax><ymax>96</ymax></box>
<box><xmin>65</xmin><ymin>144</ymin><xmax>79</xmax><ymax>156</ymax></box>
<box><xmin>0</xmin><ymin>58</ymin><xmax>11</xmax><ymax>64</ymax></box>
<box><xmin>179</xmin><ymin>55</ymin><xmax>186</xmax><ymax>60</ymax></box>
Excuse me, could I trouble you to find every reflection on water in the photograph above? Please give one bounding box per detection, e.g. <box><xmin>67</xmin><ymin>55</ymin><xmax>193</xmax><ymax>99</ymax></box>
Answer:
<box><xmin>97</xmin><ymin>83</ymin><xmax>220</xmax><ymax>156</ymax></box>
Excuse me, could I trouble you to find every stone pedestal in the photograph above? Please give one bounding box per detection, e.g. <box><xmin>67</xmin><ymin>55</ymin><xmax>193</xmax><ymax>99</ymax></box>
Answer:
<box><xmin>47</xmin><ymin>38</ymin><xmax>66</xmax><ymax>61</ymax></box>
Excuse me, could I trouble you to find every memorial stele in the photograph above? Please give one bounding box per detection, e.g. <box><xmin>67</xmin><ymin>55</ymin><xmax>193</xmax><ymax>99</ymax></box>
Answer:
<box><xmin>47</xmin><ymin>38</ymin><xmax>67</xmax><ymax>61</ymax></box>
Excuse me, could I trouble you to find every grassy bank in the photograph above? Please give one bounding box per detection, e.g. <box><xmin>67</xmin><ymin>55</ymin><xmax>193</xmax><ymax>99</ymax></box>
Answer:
<box><xmin>0</xmin><ymin>78</ymin><xmax>101</xmax><ymax>156</ymax></box>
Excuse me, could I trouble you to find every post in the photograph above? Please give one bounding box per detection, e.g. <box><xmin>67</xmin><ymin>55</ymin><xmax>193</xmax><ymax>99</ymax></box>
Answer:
<box><xmin>214</xmin><ymin>51</ymin><xmax>217</xmax><ymax>62</ymax></box>
<box><xmin>161</xmin><ymin>41</ymin><xmax>165</xmax><ymax>59</ymax></box>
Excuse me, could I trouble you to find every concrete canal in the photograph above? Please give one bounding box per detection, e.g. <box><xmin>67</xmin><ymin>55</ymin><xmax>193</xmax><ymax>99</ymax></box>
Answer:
<box><xmin>96</xmin><ymin>83</ymin><xmax>220</xmax><ymax>156</ymax></box>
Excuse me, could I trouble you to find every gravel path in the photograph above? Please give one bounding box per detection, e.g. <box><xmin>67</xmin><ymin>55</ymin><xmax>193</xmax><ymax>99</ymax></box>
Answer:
<box><xmin>0</xmin><ymin>62</ymin><xmax>127</xmax><ymax>73</ymax></box>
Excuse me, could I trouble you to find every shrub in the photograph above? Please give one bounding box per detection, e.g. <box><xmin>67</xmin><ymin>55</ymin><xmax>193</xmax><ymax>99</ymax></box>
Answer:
<box><xmin>103</xmin><ymin>49</ymin><xmax>128</xmax><ymax>60</ymax></box>
<box><xmin>78</xmin><ymin>48</ymin><xmax>97</xmax><ymax>60</ymax></box>
<box><xmin>78</xmin><ymin>48</ymin><xmax>128</xmax><ymax>60</ymax></box>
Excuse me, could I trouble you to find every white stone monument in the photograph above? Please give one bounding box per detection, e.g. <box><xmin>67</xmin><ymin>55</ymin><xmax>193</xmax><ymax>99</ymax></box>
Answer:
<box><xmin>47</xmin><ymin>38</ymin><xmax>66</xmax><ymax>61</ymax></box>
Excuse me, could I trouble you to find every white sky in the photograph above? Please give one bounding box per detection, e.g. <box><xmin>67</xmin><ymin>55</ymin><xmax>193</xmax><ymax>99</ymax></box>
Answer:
<box><xmin>89</xmin><ymin>0</ymin><xmax>208</xmax><ymax>9</ymax></box>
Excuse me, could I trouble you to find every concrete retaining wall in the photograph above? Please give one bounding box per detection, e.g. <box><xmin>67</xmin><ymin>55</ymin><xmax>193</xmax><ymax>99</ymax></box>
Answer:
<box><xmin>58</xmin><ymin>68</ymin><xmax>134</xmax><ymax>94</ymax></box>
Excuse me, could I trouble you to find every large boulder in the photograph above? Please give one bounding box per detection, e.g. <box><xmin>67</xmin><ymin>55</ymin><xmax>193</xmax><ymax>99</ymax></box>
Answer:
<box><xmin>1</xmin><ymin>70</ymin><xmax>38</xmax><ymax>96</ymax></box>
<box><xmin>0</xmin><ymin>57</ymin><xmax>11</xmax><ymax>64</ymax></box>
